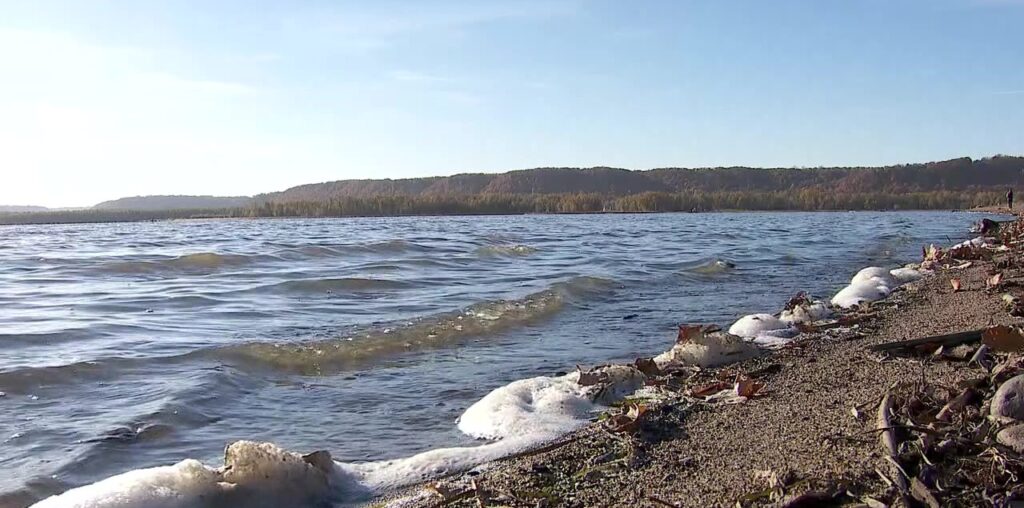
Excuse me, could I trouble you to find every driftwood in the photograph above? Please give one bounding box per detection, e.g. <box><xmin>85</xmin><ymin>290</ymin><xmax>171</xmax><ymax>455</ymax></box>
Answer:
<box><xmin>868</xmin><ymin>329</ymin><xmax>983</xmax><ymax>353</ymax></box>
<box><xmin>877</xmin><ymin>392</ymin><xmax>910</xmax><ymax>500</ymax></box>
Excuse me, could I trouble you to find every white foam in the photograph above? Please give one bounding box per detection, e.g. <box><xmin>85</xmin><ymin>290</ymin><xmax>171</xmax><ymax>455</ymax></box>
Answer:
<box><xmin>654</xmin><ymin>331</ymin><xmax>761</xmax><ymax>368</ymax></box>
<box><xmin>31</xmin><ymin>460</ymin><xmax>226</xmax><ymax>508</ymax></box>
<box><xmin>954</xmin><ymin>237</ymin><xmax>987</xmax><ymax>249</ymax></box>
<box><xmin>831</xmin><ymin>280</ymin><xmax>891</xmax><ymax>309</ymax></box>
<box><xmin>889</xmin><ymin>266</ymin><xmax>923</xmax><ymax>284</ymax></box>
<box><xmin>728</xmin><ymin>313</ymin><xmax>789</xmax><ymax>338</ymax></box>
<box><xmin>830</xmin><ymin>265</ymin><xmax>919</xmax><ymax>309</ymax></box>
<box><xmin>457</xmin><ymin>373</ymin><xmax>598</xmax><ymax>440</ymax></box>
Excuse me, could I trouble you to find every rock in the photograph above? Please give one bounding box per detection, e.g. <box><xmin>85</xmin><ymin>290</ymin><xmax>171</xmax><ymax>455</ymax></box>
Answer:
<box><xmin>997</xmin><ymin>423</ymin><xmax>1024</xmax><ymax>453</ymax></box>
<box><xmin>991</xmin><ymin>374</ymin><xmax>1024</xmax><ymax>422</ymax></box>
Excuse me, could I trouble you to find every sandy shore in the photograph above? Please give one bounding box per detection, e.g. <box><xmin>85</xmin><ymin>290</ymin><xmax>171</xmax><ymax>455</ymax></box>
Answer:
<box><xmin>376</xmin><ymin>214</ymin><xmax>1024</xmax><ymax>507</ymax></box>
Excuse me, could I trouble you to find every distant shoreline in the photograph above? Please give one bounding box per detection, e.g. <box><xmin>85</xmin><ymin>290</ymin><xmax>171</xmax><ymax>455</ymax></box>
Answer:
<box><xmin>0</xmin><ymin>205</ymin><xmax>1009</xmax><ymax>227</ymax></box>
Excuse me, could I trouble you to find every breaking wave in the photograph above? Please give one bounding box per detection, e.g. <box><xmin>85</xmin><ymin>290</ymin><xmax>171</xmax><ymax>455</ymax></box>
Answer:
<box><xmin>213</xmin><ymin>276</ymin><xmax>614</xmax><ymax>375</ymax></box>
<box><xmin>103</xmin><ymin>253</ymin><xmax>253</xmax><ymax>274</ymax></box>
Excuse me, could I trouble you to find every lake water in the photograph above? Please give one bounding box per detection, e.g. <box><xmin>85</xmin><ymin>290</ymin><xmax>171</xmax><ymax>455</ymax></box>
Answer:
<box><xmin>0</xmin><ymin>212</ymin><xmax>983</xmax><ymax>506</ymax></box>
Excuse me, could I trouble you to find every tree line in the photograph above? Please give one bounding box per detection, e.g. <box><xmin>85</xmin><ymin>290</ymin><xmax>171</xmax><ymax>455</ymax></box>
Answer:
<box><xmin>0</xmin><ymin>189</ymin><xmax>1003</xmax><ymax>225</ymax></box>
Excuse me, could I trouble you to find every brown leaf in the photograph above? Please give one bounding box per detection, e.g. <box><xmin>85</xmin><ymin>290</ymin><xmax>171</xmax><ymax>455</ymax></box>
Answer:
<box><xmin>607</xmin><ymin>402</ymin><xmax>649</xmax><ymax>433</ymax></box>
<box><xmin>735</xmin><ymin>377</ymin><xmax>764</xmax><ymax>398</ymax></box>
<box><xmin>676</xmin><ymin>324</ymin><xmax>703</xmax><ymax>344</ymax></box>
<box><xmin>950</xmin><ymin>279</ymin><xmax>962</xmax><ymax>292</ymax></box>
<box><xmin>981</xmin><ymin>325</ymin><xmax>1024</xmax><ymax>353</ymax></box>
<box><xmin>691</xmin><ymin>381</ymin><xmax>731</xmax><ymax>397</ymax></box>
<box><xmin>783</xmin><ymin>291</ymin><xmax>811</xmax><ymax>311</ymax></box>
<box><xmin>634</xmin><ymin>357</ymin><xmax>662</xmax><ymax>377</ymax></box>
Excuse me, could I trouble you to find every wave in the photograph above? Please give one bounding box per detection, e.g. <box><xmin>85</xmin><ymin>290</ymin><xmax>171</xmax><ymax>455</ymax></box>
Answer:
<box><xmin>0</xmin><ymin>357</ymin><xmax>156</xmax><ymax>394</ymax></box>
<box><xmin>266</xmin><ymin>277</ymin><xmax>414</xmax><ymax>293</ymax></box>
<box><xmin>212</xmin><ymin>276</ymin><xmax>614</xmax><ymax>375</ymax></box>
<box><xmin>102</xmin><ymin>253</ymin><xmax>254</xmax><ymax>275</ymax></box>
<box><xmin>681</xmin><ymin>258</ymin><xmax>736</xmax><ymax>276</ymax></box>
<box><xmin>274</xmin><ymin>240</ymin><xmax>426</xmax><ymax>260</ymax></box>
<box><xmin>474</xmin><ymin>244</ymin><xmax>537</xmax><ymax>257</ymax></box>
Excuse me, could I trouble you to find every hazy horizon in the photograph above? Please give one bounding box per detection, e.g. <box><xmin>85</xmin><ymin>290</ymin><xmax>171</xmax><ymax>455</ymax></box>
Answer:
<box><xmin>3</xmin><ymin>0</ymin><xmax>1023</xmax><ymax>207</ymax></box>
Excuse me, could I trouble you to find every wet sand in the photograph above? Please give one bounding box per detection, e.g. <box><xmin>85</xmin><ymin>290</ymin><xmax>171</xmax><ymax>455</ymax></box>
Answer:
<box><xmin>378</xmin><ymin>215</ymin><xmax>1024</xmax><ymax>507</ymax></box>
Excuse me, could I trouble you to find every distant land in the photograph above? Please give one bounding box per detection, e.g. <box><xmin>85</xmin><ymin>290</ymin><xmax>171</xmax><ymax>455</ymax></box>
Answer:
<box><xmin>93</xmin><ymin>195</ymin><xmax>253</xmax><ymax>211</ymax></box>
<box><xmin>0</xmin><ymin>205</ymin><xmax>50</xmax><ymax>213</ymax></box>
<box><xmin>2</xmin><ymin>155</ymin><xmax>1022</xmax><ymax>225</ymax></box>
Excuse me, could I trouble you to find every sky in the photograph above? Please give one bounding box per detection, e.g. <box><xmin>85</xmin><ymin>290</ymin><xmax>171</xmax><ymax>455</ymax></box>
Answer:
<box><xmin>1</xmin><ymin>0</ymin><xmax>1023</xmax><ymax>207</ymax></box>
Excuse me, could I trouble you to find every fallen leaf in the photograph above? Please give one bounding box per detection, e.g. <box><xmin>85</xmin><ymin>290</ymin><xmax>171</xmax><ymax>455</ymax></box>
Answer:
<box><xmin>676</xmin><ymin>325</ymin><xmax>703</xmax><ymax>344</ymax></box>
<box><xmin>735</xmin><ymin>377</ymin><xmax>764</xmax><ymax>398</ymax></box>
<box><xmin>988</xmin><ymin>272</ymin><xmax>1003</xmax><ymax>288</ymax></box>
<box><xmin>634</xmin><ymin>357</ymin><xmax>662</xmax><ymax>377</ymax></box>
<box><xmin>691</xmin><ymin>381</ymin><xmax>731</xmax><ymax>397</ymax></box>
<box><xmin>607</xmin><ymin>402</ymin><xmax>649</xmax><ymax>433</ymax></box>
<box><xmin>783</xmin><ymin>292</ymin><xmax>811</xmax><ymax>311</ymax></box>
<box><xmin>924</xmin><ymin>244</ymin><xmax>943</xmax><ymax>262</ymax></box>
<box><xmin>982</xmin><ymin>325</ymin><xmax>1024</xmax><ymax>353</ymax></box>
<box><xmin>950</xmin><ymin>279</ymin><xmax>962</xmax><ymax>292</ymax></box>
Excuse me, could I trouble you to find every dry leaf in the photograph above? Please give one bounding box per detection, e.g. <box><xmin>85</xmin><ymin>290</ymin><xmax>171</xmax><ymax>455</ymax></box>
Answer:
<box><xmin>982</xmin><ymin>325</ymin><xmax>1024</xmax><ymax>353</ymax></box>
<box><xmin>691</xmin><ymin>381</ymin><xmax>731</xmax><ymax>397</ymax></box>
<box><xmin>950</xmin><ymin>279</ymin><xmax>962</xmax><ymax>292</ymax></box>
<box><xmin>735</xmin><ymin>377</ymin><xmax>764</xmax><ymax>398</ymax></box>
<box><xmin>607</xmin><ymin>402</ymin><xmax>649</xmax><ymax>433</ymax></box>
<box><xmin>988</xmin><ymin>272</ymin><xmax>1003</xmax><ymax>288</ymax></box>
<box><xmin>783</xmin><ymin>292</ymin><xmax>811</xmax><ymax>311</ymax></box>
<box><xmin>634</xmin><ymin>357</ymin><xmax>662</xmax><ymax>377</ymax></box>
<box><xmin>676</xmin><ymin>324</ymin><xmax>703</xmax><ymax>344</ymax></box>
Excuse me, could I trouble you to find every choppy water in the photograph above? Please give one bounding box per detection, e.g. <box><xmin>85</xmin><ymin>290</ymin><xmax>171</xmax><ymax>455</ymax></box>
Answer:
<box><xmin>0</xmin><ymin>212</ymin><xmax>981</xmax><ymax>506</ymax></box>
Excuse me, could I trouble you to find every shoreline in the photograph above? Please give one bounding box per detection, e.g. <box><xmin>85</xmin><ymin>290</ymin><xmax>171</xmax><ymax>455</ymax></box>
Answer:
<box><xmin>376</xmin><ymin>214</ymin><xmax>1024</xmax><ymax>507</ymax></box>
<box><xmin>0</xmin><ymin>207</ymin><xmax>1002</xmax><ymax>228</ymax></box>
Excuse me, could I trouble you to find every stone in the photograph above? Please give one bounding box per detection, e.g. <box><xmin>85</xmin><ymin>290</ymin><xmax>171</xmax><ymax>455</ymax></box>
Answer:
<box><xmin>991</xmin><ymin>374</ymin><xmax>1024</xmax><ymax>422</ymax></box>
<box><xmin>997</xmin><ymin>423</ymin><xmax>1024</xmax><ymax>453</ymax></box>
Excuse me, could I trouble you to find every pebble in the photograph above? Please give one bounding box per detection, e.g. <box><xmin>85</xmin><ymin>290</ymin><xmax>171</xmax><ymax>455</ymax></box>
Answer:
<box><xmin>991</xmin><ymin>374</ymin><xmax>1024</xmax><ymax>421</ymax></box>
<box><xmin>997</xmin><ymin>423</ymin><xmax>1024</xmax><ymax>453</ymax></box>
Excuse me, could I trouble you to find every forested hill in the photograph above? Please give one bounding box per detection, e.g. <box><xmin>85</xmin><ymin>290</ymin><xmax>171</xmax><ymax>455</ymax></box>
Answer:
<box><xmin>94</xmin><ymin>195</ymin><xmax>253</xmax><ymax>211</ymax></box>
<box><xmin>257</xmin><ymin>156</ymin><xmax>1024</xmax><ymax>203</ymax></box>
<box><xmin>3</xmin><ymin>156</ymin><xmax>1023</xmax><ymax>224</ymax></box>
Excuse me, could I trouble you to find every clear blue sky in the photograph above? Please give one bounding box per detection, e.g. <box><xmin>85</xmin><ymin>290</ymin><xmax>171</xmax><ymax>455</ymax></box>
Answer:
<box><xmin>2</xmin><ymin>0</ymin><xmax>1022</xmax><ymax>207</ymax></box>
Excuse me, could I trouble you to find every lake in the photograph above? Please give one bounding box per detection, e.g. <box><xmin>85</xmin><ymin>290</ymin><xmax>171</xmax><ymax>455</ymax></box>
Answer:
<box><xmin>0</xmin><ymin>212</ymin><xmax>984</xmax><ymax>505</ymax></box>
